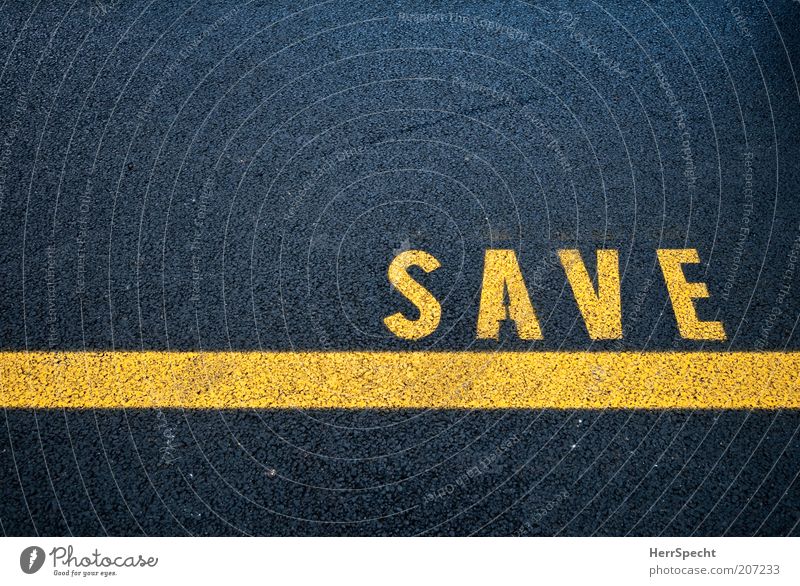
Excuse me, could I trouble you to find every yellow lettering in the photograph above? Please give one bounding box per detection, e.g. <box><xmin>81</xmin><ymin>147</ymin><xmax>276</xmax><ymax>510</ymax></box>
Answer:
<box><xmin>657</xmin><ymin>249</ymin><xmax>726</xmax><ymax>340</ymax></box>
<box><xmin>384</xmin><ymin>250</ymin><xmax>442</xmax><ymax>340</ymax></box>
<box><xmin>476</xmin><ymin>249</ymin><xmax>543</xmax><ymax>340</ymax></box>
<box><xmin>559</xmin><ymin>249</ymin><xmax>622</xmax><ymax>339</ymax></box>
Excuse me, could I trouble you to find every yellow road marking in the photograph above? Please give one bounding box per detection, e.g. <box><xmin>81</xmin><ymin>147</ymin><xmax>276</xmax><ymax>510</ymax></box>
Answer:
<box><xmin>1</xmin><ymin>351</ymin><xmax>798</xmax><ymax>409</ymax></box>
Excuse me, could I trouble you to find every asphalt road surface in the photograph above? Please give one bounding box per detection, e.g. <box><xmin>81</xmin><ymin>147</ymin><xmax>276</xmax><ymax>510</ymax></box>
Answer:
<box><xmin>2</xmin><ymin>0</ymin><xmax>800</xmax><ymax>535</ymax></box>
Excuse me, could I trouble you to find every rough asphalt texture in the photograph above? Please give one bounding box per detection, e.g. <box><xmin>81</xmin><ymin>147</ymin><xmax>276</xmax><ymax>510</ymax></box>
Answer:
<box><xmin>1</xmin><ymin>1</ymin><xmax>799</xmax><ymax>535</ymax></box>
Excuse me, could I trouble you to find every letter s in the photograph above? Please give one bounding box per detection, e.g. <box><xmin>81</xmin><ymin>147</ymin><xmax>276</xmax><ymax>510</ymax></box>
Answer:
<box><xmin>384</xmin><ymin>250</ymin><xmax>441</xmax><ymax>340</ymax></box>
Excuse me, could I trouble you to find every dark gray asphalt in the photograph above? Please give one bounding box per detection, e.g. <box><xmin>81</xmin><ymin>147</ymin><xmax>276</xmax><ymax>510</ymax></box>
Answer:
<box><xmin>1</xmin><ymin>0</ymin><xmax>800</xmax><ymax>535</ymax></box>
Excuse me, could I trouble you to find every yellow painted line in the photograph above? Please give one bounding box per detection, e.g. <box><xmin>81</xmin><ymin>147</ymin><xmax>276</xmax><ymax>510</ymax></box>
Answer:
<box><xmin>1</xmin><ymin>351</ymin><xmax>798</xmax><ymax>409</ymax></box>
